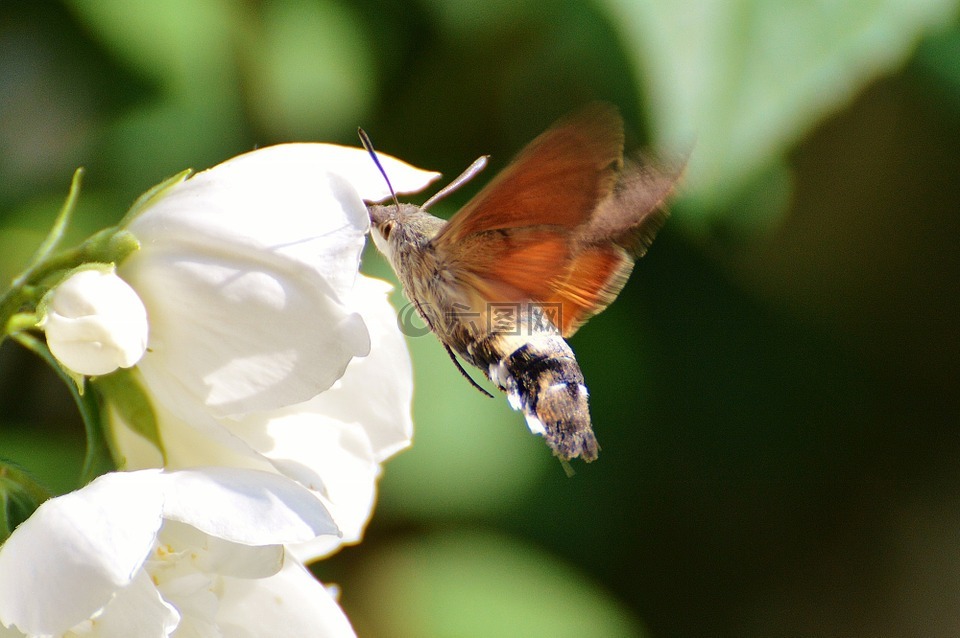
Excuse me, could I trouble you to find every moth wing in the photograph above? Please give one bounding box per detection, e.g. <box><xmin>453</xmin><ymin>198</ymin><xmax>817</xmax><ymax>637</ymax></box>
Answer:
<box><xmin>577</xmin><ymin>154</ymin><xmax>682</xmax><ymax>257</ymax></box>
<box><xmin>450</xmin><ymin>228</ymin><xmax>572</xmax><ymax>306</ymax></box>
<box><xmin>434</xmin><ymin>104</ymin><xmax>681</xmax><ymax>338</ymax></box>
<box><xmin>550</xmin><ymin>156</ymin><xmax>683</xmax><ymax>335</ymax></box>
<box><xmin>434</xmin><ymin>102</ymin><xmax>625</xmax><ymax>245</ymax></box>
<box><xmin>543</xmin><ymin>245</ymin><xmax>635</xmax><ymax>336</ymax></box>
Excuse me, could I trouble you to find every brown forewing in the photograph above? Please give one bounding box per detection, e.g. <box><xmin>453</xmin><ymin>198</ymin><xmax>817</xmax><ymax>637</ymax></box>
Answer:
<box><xmin>434</xmin><ymin>102</ymin><xmax>624</xmax><ymax>245</ymax></box>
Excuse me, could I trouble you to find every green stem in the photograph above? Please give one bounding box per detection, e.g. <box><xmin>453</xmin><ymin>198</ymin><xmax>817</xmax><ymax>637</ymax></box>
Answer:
<box><xmin>11</xmin><ymin>332</ymin><xmax>115</xmax><ymax>485</ymax></box>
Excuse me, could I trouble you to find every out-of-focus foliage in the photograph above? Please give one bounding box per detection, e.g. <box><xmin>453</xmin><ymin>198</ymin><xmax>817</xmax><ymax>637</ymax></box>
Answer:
<box><xmin>605</xmin><ymin>0</ymin><xmax>958</xmax><ymax>232</ymax></box>
<box><xmin>2</xmin><ymin>1</ymin><xmax>960</xmax><ymax>636</ymax></box>
<box><xmin>348</xmin><ymin>529</ymin><xmax>645</xmax><ymax>637</ymax></box>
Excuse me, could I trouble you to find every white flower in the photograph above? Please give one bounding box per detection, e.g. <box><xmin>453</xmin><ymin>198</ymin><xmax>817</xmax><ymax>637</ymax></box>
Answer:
<box><xmin>40</xmin><ymin>267</ymin><xmax>149</xmax><ymax>376</ymax></box>
<box><xmin>0</xmin><ymin>468</ymin><xmax>351</xmax><ymax>637</ymax></box>
<box><xmin>119</xmin><ymin>142</ymin><xmax>437</xmax><ymax>419</ymax></box>
<box><xmin>106</xmin><ymin>143</ymin><xmax>434</xmax><ymax>556</ymax></box>
<box><xmin>110</xmin><ymin>275</ymin><xmax>414</xmax><ymax>560</ymax></box>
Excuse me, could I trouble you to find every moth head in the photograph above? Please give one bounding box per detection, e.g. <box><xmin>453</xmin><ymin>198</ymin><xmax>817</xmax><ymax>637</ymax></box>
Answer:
<box><xmin>367</xmin><ymin>202</ymin><xmax>434</xmax><ymax>261</ymax></box>
<box><xmin>357</xmin><ymin>125</ymin><xmax>489</xmax><ymax>263</ymax></box>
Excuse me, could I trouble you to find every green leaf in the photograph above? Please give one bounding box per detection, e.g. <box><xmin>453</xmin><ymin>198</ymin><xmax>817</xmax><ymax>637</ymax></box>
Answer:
<box><xmin>602</xmin><ymin>0</ymin><xmax>960</xmax><ymax>233</ymax></box>
<box><xmin>92</xmin><ymin>368</ymin><xmax>165</xmax><ymax>466</ymax></box>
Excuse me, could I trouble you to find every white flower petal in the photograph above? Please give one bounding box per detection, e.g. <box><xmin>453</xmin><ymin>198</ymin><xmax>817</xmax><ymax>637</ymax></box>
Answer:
<box><xmin>156</xmin><ymin>467</ymin><xmax>338</xmax><ymax>544</ymax></box>
<box><xmin>113</xmin><ymin>392</ymin><xmax>279</xmax><ymax>474</ymax></box>
<box><xmin>125</xmin><ymin>143</ymin><xmax>438</xmax><ymax>304</ymax></box>
<box><xmin>128</xmin><ymin>149</ymin><xmax>361</xmax><ymax>299</ymax></box>
<box><xmin>0</xmin><ymin>471</ymin><xmax>164</xmax><ymax>636</ymax></box>
<box><xmin>310</xmin><ymin>275</ymin><xmax>415</xmax><ymax>461</ymax></box>
<box><xmin>107</xmin><ymin>272</ymin><xmax>414</xmax><ymax>555</ymax></box>
<box><xmin>229</xmin><ymin>412</ymin><xmax>380</xmax><ymax>561</ymax></box>
<box><xmin>157</xmin><ymin>519</ymin><xmax>285</xmax><ymax>580</ymax></box>
<box><xmin>82</xmin><ymin>570</ymin><xmax>180</xmax><ymax>638</ymax></box>
<box><xmin>122</xmin><ymin>246</ymin><xmax>370</xmax><ymax>419</ymax></box>
<box><xmin>116</xmin><ymin>143</ymin><xmax>436</xmax><ymax>418</ymax></box>
<box><xmin>322</xmin><ymin>144</ymin><xmax>442</xmax><ymax>204</ymax></box>
<box><xmin>224</xmin><ymin>277</ymin><xmax>417</xmax><ymax>558</ymax></box>
<box><xmin>0</xmin><ymin>468</ymin><xmax>352</xmax><ymax>637</ymax></box>
<box><xmin>217</xmin><ymin>557</ymin><xmax>356</xmax><ymax>638</ymax></box>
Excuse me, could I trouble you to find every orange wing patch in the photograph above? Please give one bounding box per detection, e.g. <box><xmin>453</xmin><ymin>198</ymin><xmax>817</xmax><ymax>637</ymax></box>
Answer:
<box><xmin>453</xmin><ymin>228</ymin><xmax>571</xmax><ymax>303</ymax></box>
<box><xmin>453</xmin><ymin>233</ymin><xmax>634</xmax><ymax>338</ymax></box>
<box><xmin>545</xmin><ymin>246</ymin><xmax>634</xmax><ymax>337</ymax></box>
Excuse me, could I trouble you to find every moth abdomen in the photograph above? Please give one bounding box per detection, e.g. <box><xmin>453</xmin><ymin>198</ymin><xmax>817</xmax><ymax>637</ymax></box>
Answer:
<box><xmin>488</xmin><ymin>337</ymin><xmax>599</xmax><ymax>462</ymax></box>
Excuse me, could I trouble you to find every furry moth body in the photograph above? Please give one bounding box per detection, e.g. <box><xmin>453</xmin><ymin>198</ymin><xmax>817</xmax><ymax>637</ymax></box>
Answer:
<box><xmin>367</xmin><ymin>103</ymin><xmax>680</xmax><ymax>462</ymax></box>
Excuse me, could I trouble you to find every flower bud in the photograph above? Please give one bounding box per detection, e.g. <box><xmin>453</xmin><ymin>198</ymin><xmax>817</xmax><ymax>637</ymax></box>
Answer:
<box><xmin>41</xmin><ymin>267</ymin><xmax>149</xmax><ymax>376</ymax></box>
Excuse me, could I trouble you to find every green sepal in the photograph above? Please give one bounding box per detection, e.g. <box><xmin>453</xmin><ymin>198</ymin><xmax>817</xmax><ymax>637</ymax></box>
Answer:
<box><xmin>0</xmin><ymin>170</ymin><xmax>85</xmax><ymax>341</ymax></box>
<box><xmin>78</xmin><ymin>229</ymin><xmax>141</xmax><ymax>268</ymax></box>
<box><xmin>12</xmin><ymin>168</ymin><xmax>84</xmax><ymax>290</ymax></box>
<box><xmin>93</xmin><ymin>367</ymin><xmax>165</xmax><ymax>465</ymax></box>
<box><xmin>119</xmin><ymin>168</ymin><xmax>192</xmax><ymax>227</ymax></box>
<box><xmin>5</xmin><ymin>312</ymin><xmax>39</xmax><ymax>336</ymax></box>
<box><xmin>0</xmin><ymin>461</ymin><xmax>53</xmax><ymax>543</ymax></box>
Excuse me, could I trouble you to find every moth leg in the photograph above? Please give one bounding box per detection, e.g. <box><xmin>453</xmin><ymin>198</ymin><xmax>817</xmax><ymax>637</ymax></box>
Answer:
<box><xmin>410</xmin><ymin>296</ymin><xmax>494</xmax><ymax>398</ymax></box>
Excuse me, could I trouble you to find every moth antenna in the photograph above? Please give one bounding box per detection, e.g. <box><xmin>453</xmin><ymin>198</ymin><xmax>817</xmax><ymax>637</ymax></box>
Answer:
<box><xmin>357</xmin><ymin>127</ymin><xmax>401</xmax><ymax>211</ymax></box>
<box><xmin>441</xmin><ymin>341</ymin><xmax>494</xmax><ymax>398</ymax></box>
<box><xmin>422</xmin><ymin>155</ymin><xmax>488</xmax><ymax>211</ymax></box>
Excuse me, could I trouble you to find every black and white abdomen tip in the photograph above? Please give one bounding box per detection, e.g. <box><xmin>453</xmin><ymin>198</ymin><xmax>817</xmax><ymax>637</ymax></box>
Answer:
<box><xmin>489</xmin><ymin>337</ymin><xmax>599</xmax><ymax>462</ymax></box>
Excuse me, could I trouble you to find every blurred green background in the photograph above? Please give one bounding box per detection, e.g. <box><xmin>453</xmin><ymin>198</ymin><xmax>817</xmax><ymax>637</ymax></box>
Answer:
<box><xmin>2</xmin><ymin>1</ymin><xmax>960</xmax><ymax>636</ymax></box>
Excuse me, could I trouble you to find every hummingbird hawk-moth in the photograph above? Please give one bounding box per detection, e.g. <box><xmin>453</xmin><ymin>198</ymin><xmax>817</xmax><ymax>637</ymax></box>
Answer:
<box><xmin>364</xmin><ymin>103</ymin><xmax>680</xmax><ymax>463</ymax></box>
